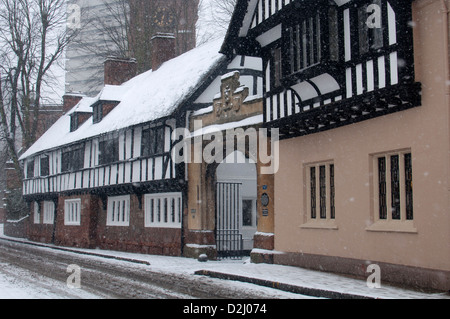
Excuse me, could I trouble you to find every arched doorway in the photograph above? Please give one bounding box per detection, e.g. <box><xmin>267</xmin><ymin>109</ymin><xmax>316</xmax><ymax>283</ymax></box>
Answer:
<box><xmin>215</xmin><ymin>151</ymin><xmax>257</xmax><ymax>257</ymax></box>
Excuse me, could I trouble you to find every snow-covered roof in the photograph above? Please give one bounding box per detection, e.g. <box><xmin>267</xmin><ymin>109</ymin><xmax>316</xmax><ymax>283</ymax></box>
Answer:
<box><xmin>66</xmin><ymin>96</ymin><xmax>96</xmax><ymax>115</ymax></box>
<box><xmin>20</xmin><ymin>38</ymin><xmax>226</xmax><ymax>160</ymax></box>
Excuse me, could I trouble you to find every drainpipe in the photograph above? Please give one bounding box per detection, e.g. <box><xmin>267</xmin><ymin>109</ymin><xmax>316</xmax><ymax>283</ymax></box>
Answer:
<box><xmin>440</xmin><ymin>0</ymin><xmax>450</xmax><ymax>210</ymax></box>
<box><xmin>441</xmin><ymin>0</ymin><xmax>450</xmax><ymax>93</ymax></box>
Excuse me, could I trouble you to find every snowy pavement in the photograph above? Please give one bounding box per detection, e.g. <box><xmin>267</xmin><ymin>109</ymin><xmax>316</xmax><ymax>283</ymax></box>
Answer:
<box><xmin>0</xmin><ymin>225</ymin><xmax>448</xmax><ymax>299</ymax></box>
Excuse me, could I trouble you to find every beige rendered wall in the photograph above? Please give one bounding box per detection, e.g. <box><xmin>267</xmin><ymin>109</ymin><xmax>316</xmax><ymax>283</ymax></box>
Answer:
<box><xmin>274</xmin><ymin>0</ymin><xmax>450</xmax><ymax>274</ymax></box>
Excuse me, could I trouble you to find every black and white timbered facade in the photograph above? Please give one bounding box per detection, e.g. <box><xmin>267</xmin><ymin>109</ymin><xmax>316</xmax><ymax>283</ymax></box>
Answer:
<box><xmin>19</xmin><ymin>38</ymin><xmax>264</xmax><ymax>255</ymax></box>
<box><xmin>223</xmin><ymin>0</ymin><xmax>421</xmax><ymax>138</ymax></box>
<box><xmin>219</xmin><ymin>0</ymin><xmax>450</xmax><ymax>292</ymax></box>
<box><xmin>23</xmin><ymin>118</ymin><xmax>181</xmax><ymax>201</ymax></box>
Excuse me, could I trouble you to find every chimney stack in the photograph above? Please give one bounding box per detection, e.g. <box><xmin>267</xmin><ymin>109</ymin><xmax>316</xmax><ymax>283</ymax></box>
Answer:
<box><xmin>63</xmin><ymin>94</ymin><xmax>84</xmax><ymax>114</ymax></box>
<box><xmin>151</xmin><ymin>33</ymin><xmax>176</xmax><ymax>71</ymax></box>
<box><xmin>104</xmin><ymin>57</ymin><xmax>137</xmax><ymax>86</ymax></box>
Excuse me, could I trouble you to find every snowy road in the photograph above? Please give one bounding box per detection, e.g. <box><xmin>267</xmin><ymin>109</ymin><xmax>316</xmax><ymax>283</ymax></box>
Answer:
<box><xmin>0</xmin><ymin>238</ymin><xmax>308</xmax><ymax>299</ymax></box>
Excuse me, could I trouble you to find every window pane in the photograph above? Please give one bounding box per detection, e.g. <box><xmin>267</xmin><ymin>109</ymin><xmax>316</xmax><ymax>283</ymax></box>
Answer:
<box><xmin>156</xmin><ymin>127</ymin><xmax>165</xmax><ymax>154</ymax></box>
<box><xmin>27</xmin><ymin>160</ymin><xmax>35</xmax><ymax>178</ymax></box>
<box><xmin>272</xmin><ymin>47</ymin><xmax>282</xmax><ymax>88</ymax></box>
<box><xmin>358</xmin><ymin>5</ymin><xmax>370</xmax><ymax>54</ymax></box>
<box><xmin>164</xmin><ymin>198</ymin><xmax>168</xmax><ymax>223</ymax></box>
<box><xmin>289</xmin><ymin>12</ymin><xmax>323</xmax><ymax>74</ymax></box>
<box><xmin>329</xmin><ymin>7</ymin><xmax>339</xmax><ymax>61</ymax></box>
<box><xmin>242</xmin><ymin>200</ymin><xmax>253</xmax><ymax>226</ymax></box>
<box><xmin>330</xmin><ymin>164</ymin><xmax>335</xmax><ymax>219</ymax></box>
<box><xmin>310</xmin><ymin>167</ymin><xmax>316</xmax><ymax>219</ymax></box>
<box><xmin>390</xmin><ymin>155</ymin><xmax>400</xmax><ymax>220</ymax></box>
<box><xmin>99</xmin><ymin>138</ymin><xmax>118</xmax><ymax>165</ymax></box>
<box><xmin>141</xmin><ymin>128</ymin><xmax>151</xmax><ymax>157</ymax></box>
<box><xmin>157</xmin><ymin>199</ymin><xmax>161</xmax><ymax>222</ymax></box>
<box><xmin>171</xmin><ymin>198</ymin><xmax>175</xmax><ymax>223</ymax></box>
<box><xmin>151</xmin><ymin>199</ymin><xmax>154</xmax><ymax>223</ymax></box>
<box><xmin>404</xmin><ymin>153</ymin><xmax>413</xmax><ymax>220</ymax></box>
<box><xmin>40</xmin><ymin>156</ymin><xmax>49</xmax><ymax>176</ymax></box>
<box><xmin>319</xmin><ymin>165</ymin><xmax>327</xmax><ymax>219</ymax></box>
<box><xmin>378</xmin><ymin>157</ymin><xmax>387</xmax><ymax>219</ymax></box>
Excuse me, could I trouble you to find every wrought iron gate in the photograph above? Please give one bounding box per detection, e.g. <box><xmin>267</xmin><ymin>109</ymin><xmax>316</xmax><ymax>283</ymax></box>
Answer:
<box><xmin>215</xmin><ymin>182</ymin><xmax>245</xmax><ymax>258</ymax></box>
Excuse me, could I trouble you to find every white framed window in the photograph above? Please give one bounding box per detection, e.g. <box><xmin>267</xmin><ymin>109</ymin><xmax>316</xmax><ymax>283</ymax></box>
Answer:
<box><xmin>43</xmin><ymin>201</ymin><xmax>55</xmax><ymax>225</ymax></box>
<box><xmin>64</xmin><ymin>199</ymin><xmax>81</xmax><ymax>226</ymax></box>
<box><xmin>107</xmin><ymin>195</ymin><xmax>130</xmax><ymax>226</ymax></box>
<box><xmin>144</xmin><ymin>193</ymin><xmax>182</xmax><ymax>228</ymax></box>
<box><xmin>33</xmin><ymin>202</ymin><xmax>40</xmax><ymax>224</ymax></box>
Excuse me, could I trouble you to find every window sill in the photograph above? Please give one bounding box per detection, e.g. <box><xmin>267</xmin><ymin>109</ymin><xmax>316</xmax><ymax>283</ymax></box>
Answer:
<box><xmin>64</xmin><ymin>223</ymin><xmax>80</xmax><ymax>226</ymax></box>
<box><xmin>366</xmin><ymin>220</ymin><xmax>417</xmax><ymax>234</ymax></box>
<box><xmin>300</xmin><ymin>220</ymin><xmax>338</xmax><ymax>230</ymax></box>
<box><xmin>144</xmin><ymin>224</ymin><xmax>181</xmax><ymax>229</ymax></box>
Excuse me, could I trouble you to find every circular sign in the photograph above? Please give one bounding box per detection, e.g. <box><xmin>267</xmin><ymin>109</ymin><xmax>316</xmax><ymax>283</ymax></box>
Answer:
<box><xmin>261</xmin><ymin>193</ymin><xmax>269</xmax><ymax>207</ymax></box>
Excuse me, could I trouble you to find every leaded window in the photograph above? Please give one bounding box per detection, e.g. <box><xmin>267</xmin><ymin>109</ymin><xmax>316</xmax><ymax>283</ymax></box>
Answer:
<box><xmin>40</xmin><ymin>155</ymin><xmax>49</xmax><ymax>176</ymax></box>
<box><xmin>62</xmin><ymin>146</ymin><xmax>85</xmax><ymax>173</ymax></box>
<box><xmin>376</xmin><ymin>152</ymin><xmax>413</xmax><ymax>221</ymax></box>
<box><xmin>308</xmin><ymin>162</ymin><xmax>335</xmax><ymax>221</ymax></box>
<box><xmin>286</xmin><ymin>6</ymin><xmax>339</xmax><ymax>78</ymax></box>
<box><xmin>141</xmin><ymin>126</ymin><xmax>165</xmax><ymax>157</ymax></box>
<box><xmin>99</xmin><ymin>137</ymin><xmax>119</xmax><ymax>165</ymax></box>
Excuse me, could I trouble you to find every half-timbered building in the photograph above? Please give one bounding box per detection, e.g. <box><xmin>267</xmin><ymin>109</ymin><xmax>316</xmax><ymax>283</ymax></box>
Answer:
<box><xmin>19</xmin><ymin>35</ymin><xmax>265</xmax><ymax>257</ymax></box>
<box><xmin>222</xmin><ymin>0</ymin><xmax>450</xmax><ymax>291</ymax></box>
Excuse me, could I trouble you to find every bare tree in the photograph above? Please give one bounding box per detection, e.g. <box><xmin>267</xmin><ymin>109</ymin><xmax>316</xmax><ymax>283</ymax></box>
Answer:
<box><xmin>0</xmin><ymin>0</ymin><xmax>77</xmax><ymax>177</ymax></box>
<box><xmin>196</xmin><ymin>0</ymin><xmax>236</xmax><ymax>45</ymax></box>
<box><xmin>72</xmin><ymin>0</ymin><xmax>131</xmax><ymax>61</ymax></box>
<box><xmin>127</xmin><ymin>0</ymin><xmax>200</xmax><ymax>73</ymax></box>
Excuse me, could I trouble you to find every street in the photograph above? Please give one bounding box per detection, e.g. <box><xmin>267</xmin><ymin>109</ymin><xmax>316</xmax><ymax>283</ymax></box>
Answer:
<box><xmin>0</xmin><ymin>238</ymin><xmax>304</xmax><ymax>300</ymax></box>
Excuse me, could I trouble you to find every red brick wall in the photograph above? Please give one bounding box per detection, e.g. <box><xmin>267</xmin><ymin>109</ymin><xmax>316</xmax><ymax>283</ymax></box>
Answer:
<box><xmin>4</xmin><ymin>217</ymin><xmax>28</xmax><ymax>238</ymax></box>
<box><xmin>26</xmin><ymin>193</ymin><xmax>183</xmax><ymax>256</ymax></box>
<box><xmin>96</xmin><ymin>194</ymin><xmax>182</xmax><ymax>256</ymax></box>
<box><xmin>151</xmin><ymin>33</ymin><xmax>176</xmax><ymax>71</ymax></box>
<box><xmin>5</xmin><ymin>162</ymin><xmax>21</xmax><ymax>190</ymax></box>
<box><xmin>63</xmin><ymin>94</ymin><xmax>84</xmax><ymax>114</ymax></box>
<box><xmin>104</xmin><ymin>58</ymin><xmax>137</xmax><ymax>86</ymax></box>
<box><xmin>54</xmin><ymin>194</ymin><xmax>99</xmax><ymax>249</ymax></box>
<box><xmin>27</xmin><ymin>202</ymin><xmax>54</xmax><ymax>243</ymax></box>
<box><xmin>102</xmin><ymin>102</ymin><xmax>120</xmax><ymax>119</ymax></box>
<box><xmin>77</xmin><ymin>112</ymin><xmax>91</xmax><ymax>127</ymax></box>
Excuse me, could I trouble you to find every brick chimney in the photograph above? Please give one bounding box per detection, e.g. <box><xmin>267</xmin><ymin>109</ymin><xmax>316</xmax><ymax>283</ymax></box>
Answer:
<box><xmin>63</xmin><ymin>94</ymin><xmax>84</xmax><ymax>114</ymax></box>
<box><xmin>151</xmin><ymin>33</ymin><xmax>176</xmax><ymax>71</ymax></box>
<box><xmin>104</xmin><ymin>57</ymin><xmax>137</xmax><ymax>86</ymax></box>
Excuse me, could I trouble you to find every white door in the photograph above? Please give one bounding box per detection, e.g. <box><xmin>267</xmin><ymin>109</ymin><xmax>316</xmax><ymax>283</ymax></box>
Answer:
<box><xmin>216</xmin><ymin>151</ymin><xmax>257</xmax><ymax>254</ymax></box>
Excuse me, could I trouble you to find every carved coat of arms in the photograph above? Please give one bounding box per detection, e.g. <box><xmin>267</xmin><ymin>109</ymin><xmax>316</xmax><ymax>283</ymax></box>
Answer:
<box><xmin>214</xmin><ymin>71</ymin><xmax>249</xmax><ymax>119</ymax></box>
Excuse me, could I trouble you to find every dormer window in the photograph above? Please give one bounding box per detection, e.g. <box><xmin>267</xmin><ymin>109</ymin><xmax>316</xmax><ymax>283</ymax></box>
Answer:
<box><xmin>71</xmin><ymin>111</ymin><xmax>93</xmax><ymax>132</ymax></box>
<box><xmin>70</xmin><ymin>114</ymin><xmax>79</xmax><ymax>132</ymax></box>
<box><xmin>93</xmin><ymin>103</ymin><xmax>103</xmax><ymax>124</ymax></box>
<box><xmin>92</xmin><ymin>101</ymin><xmax>119</xmax><ymax>124</ymax></box>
